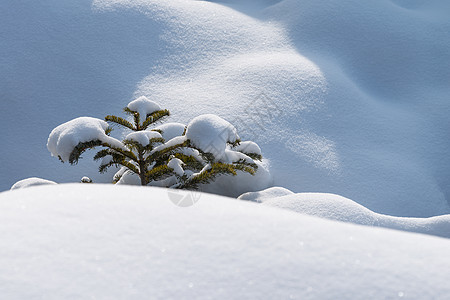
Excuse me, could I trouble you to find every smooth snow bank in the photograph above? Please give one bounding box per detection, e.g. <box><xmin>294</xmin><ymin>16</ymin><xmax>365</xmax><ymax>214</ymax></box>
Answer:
<box><xmin>245</xmin><ymin>190</ymin><xmax>450</xmax><ymax>239</ymax></box>
<box><xmin>47</xmin><ymin>117</ymin><xmax>123</xmax><ymax>162</ymax></box>
<box><xmin>10</xmin><ymin>177</ymin><xmax>57</xmax><ymax>190</ymax></box>
<box><xmin>1</xmin><ymin>184</ymin><xmax>450</xmax><ymax>299</ymax></box>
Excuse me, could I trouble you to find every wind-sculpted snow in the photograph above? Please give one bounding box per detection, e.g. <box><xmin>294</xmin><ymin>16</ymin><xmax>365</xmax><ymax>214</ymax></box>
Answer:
<box><xmin>1</xmin><ymin>184</ymin><xmax>450</xmax><ymax>299</ymax></box>
<box><xmin>1</xmin><ymin>0</ymin><xmax>449</xmax><ymax>217</ymax></box>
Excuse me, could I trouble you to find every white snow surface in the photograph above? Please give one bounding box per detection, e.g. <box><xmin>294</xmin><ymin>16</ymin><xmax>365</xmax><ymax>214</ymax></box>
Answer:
<box><xmin>1</xmin><ymin>184</ymin><xmax>450</xmax><ymax>299</ymax></box>
<box><xmin>242</xmin><ymin>188</ymin><xmax>450</xmax><ymax>239</ymax></box>
<box><xmin>10</xmin><ymin>177</ymin><xmax>57</xmax><ymax>190</ymax></box>
<box><xmin>1</xmin><ymin>0</ymin><xmax>450</xmax><ymax>217</ymax></box>
<box><xmin>126</xmin><ymin>96</ymin><xmax>161</xmax><ymax>119</ymax></box>
<box><xmin>47</xmin><ymin>117</ymin><xmax>124</xmax><ymax>162</ymax></box>
<box><xmin>185</xmin><ymin>114</ymin><xmax>239</xmax><ymax>159</ymax></box>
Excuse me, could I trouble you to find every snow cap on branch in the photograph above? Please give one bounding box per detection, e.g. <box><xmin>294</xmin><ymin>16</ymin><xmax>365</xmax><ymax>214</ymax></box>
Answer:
<box><xmin>124</xmin><ymin>130</ymin><xmax>163</xmax><ymax>147</ymax></box>
<box><xmin>185</xmin><ymin>114</ymin><xmax>239</xmax><ymax>159</ymax></box>
<box><xmin>127</xmin><ymin>96</ymin><xmax>161</xmax><ymax>118</ymax></box>
<box><xmin>47</xmin><ymin>117</ymin><xmax>123</xmax><ymax>162</ymax></box>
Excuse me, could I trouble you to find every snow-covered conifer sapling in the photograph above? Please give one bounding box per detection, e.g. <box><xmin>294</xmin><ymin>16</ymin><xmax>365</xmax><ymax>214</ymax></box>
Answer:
<box><xmin>47</xmin><ymin>96</ymin><xmax>263</xmax><ymax>189</ymax></box>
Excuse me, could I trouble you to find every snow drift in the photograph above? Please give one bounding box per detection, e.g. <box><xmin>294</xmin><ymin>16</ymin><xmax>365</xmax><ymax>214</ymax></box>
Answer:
<box><xmin>239</xmin><ymin>188</ymin><xmax>450</xmax><ymax>239</ymax></box>
<box><xmin>1</xmin><ymin>184</ymin><xmax>450</xmax><ymax>299</ymax></box>
<box><xmin>1</xmin><ymin>0</ymin><xmax>449</xmax><ymax>217</ymax></box>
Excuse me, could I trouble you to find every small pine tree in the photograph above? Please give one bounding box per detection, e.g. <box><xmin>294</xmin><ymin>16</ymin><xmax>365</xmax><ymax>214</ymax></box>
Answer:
<box><xmin>55</xmin><ymin>97</ymin><xmax>262</xmax><ymax>189</ymax></box>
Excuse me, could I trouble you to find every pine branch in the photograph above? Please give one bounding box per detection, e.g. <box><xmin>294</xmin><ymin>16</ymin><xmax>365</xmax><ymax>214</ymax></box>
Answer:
<box><xmin>121</xmin><ymin>160</ymin><xmax>140</xmax><ymax>175</ymax></box>
<box><xmin>227</xmin><ymin>139</ymin><xmax>241</xmax><ymax>148</ymax></box>
<box><xmin>146</xmin><ymin>164</ymin><xmax>174</xmax><ymax>182</ymax></box>
<box><xmin>173</xmin><ymin>153</ymin><xmax>204</xmax><ymax>171</ymax></box>
<box><xmin>145</xmin><ymin>140</ymin><xmax>190</xmax><ymax>164</ymax></box>
<box><xmin>179</xmin><ymin>163</ymin><xmax>237</xmax><ymax>190</ymax></box>
<box><xmin>123</xmin><ymin>107</ymin><xmax>135</xmax><ymax>116</ymax></box>
<box><xmin>105</xmin><ymin>115</ymin><xmax>135</xmax><ymax>131</ymax></box>
<box><xmin>141</xmin><ymin>109</ymin><xmax>170</xmax><ymax>130</ymax></box>
<box><xmin>242</xmin><ymin>152</ymin><xmax>263</xmax><ymax>161</ymax></box>
<box><xmin>105</xmin><ymin>127</ymin><xmax>113</xmax><ymax>136</ymax></box>
<box><xmin>104</xmin><ymin>144</ymin><xmax>138</xmax><ymax>163</ymax></box>
<box><xmin>143</xmin><ymin>137</ymin><xmax>165</xmax><ymax>152</ymax></box>
<box><xmin>133</xmin><ymin>112</ymin><xmax>140</xmax><ymax>130</ymax></box>
<box><xmin>68</xmin><ymin>139</ymin><xmax>103</xmax><ymax>165</ymax></box>
<box><xmin>234</xmin><ymin>158</ymin><xmax>258</xmax><ymax>170</ymax></box>
<box><xmin>113</xmin><ymin>172</ymin><xmax>124</xmax><ymax>184</ymax></box>
<box><xmin>122</xmin><ymin>139</ymin><xmax>143</xmax><ymax>153</ymax></box>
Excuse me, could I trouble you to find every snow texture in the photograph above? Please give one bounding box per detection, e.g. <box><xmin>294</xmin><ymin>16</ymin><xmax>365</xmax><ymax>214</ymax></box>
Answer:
<box><xmin>1</xmin><ymin>0</ymin><xmax>450</xmax><ymax>217</ymax></box>
<box><xmin>1</xmin><ymin>184</ymin><xmax>450</xmax><ymax>299</ymax></box>
<box><xmin>126</xmin><ymin>96</ymin><xmax>161</xmax><ymax>119</ymax></box>
<box><xmin>243</xmin><ymin>188</ymin><xmax>450</xmax><ymax>239</ymax></box>
<box><xmin>10</xmin><ymin>177</ymin><xmax>57</xmax><ymax>190</ymax></box>
<box><xmin>185</xmin><ymin>114</ymin><xmax>239</xmax><ymax>159</ymax></box>
<box><xmin>47</xmin><ymin>117</ymin><xmax>124</xmax><ymax>162</ymax></box>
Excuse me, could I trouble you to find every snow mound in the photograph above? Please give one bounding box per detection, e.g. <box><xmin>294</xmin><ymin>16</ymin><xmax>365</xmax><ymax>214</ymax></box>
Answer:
<box><xmin>154</xmin><ymin>122</ymin><xmax>186</xmax><ymax>141</ymax></box>
<box><xmin>126</xmin><ymin>96</ymin><xmax>161</xmax><ymax>119</ymax></box>
<box><xmin>10</xmin><ymin>177</ymin><xmax>57</xmax><ymax>190</ymax></box>
<box><xmin>261</xmin><ymin>192</ymin><xmax>450</xmax><ymax>239</ymax></box>
<box><xmin>185</xmin><ymin>114</ymin><xmax>239</xmax><ymax>159</ymax></box>
<box><xmin>1</xmin><ymin>184</ymin><xmax>450</xmax><ymax>299</ymax></box>
<box><xmin>47</xmin><ymin>117</ymin><xmax>123</xmax><ymax>162</ymax></box>
<box><xmin>238</xmin><ymin>186</ymin><xmax>294</xmax><ymax>202</ymax></box>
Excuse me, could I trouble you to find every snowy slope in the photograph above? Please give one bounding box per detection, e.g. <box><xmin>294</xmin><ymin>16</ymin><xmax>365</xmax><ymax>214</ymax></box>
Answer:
<box><xmin>1</xmin><ymin>0</ymin><xmax>449</xmax><ymax>217</ymax></box>
<box><xmin>1</xmin><ymin>184</ymin><xmax>450</xmax><ymax>299</ymax></box>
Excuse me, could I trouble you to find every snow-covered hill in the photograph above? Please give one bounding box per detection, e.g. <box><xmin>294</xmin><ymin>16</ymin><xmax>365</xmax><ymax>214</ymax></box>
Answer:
<box><xmin>1</xmin><ymin>0</ymin><xmax>449</xmax><ymax>217</ymax></box>
<box><xmin>1</xmin><ymin>184</ymin><xmax>450</xmax><ymax>299</ymax></box>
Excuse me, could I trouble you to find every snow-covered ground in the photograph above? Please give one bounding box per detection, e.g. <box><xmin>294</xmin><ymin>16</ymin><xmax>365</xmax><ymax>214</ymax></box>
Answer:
<box><xmin>1</xmin><ymin>184</ymin><xmax>450</xmax><ymax>299</ymax></box>
<box><xmin>1</xmin><ymin>0</ymin><xmax>449</xmax><ymax>217</ymax></box>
